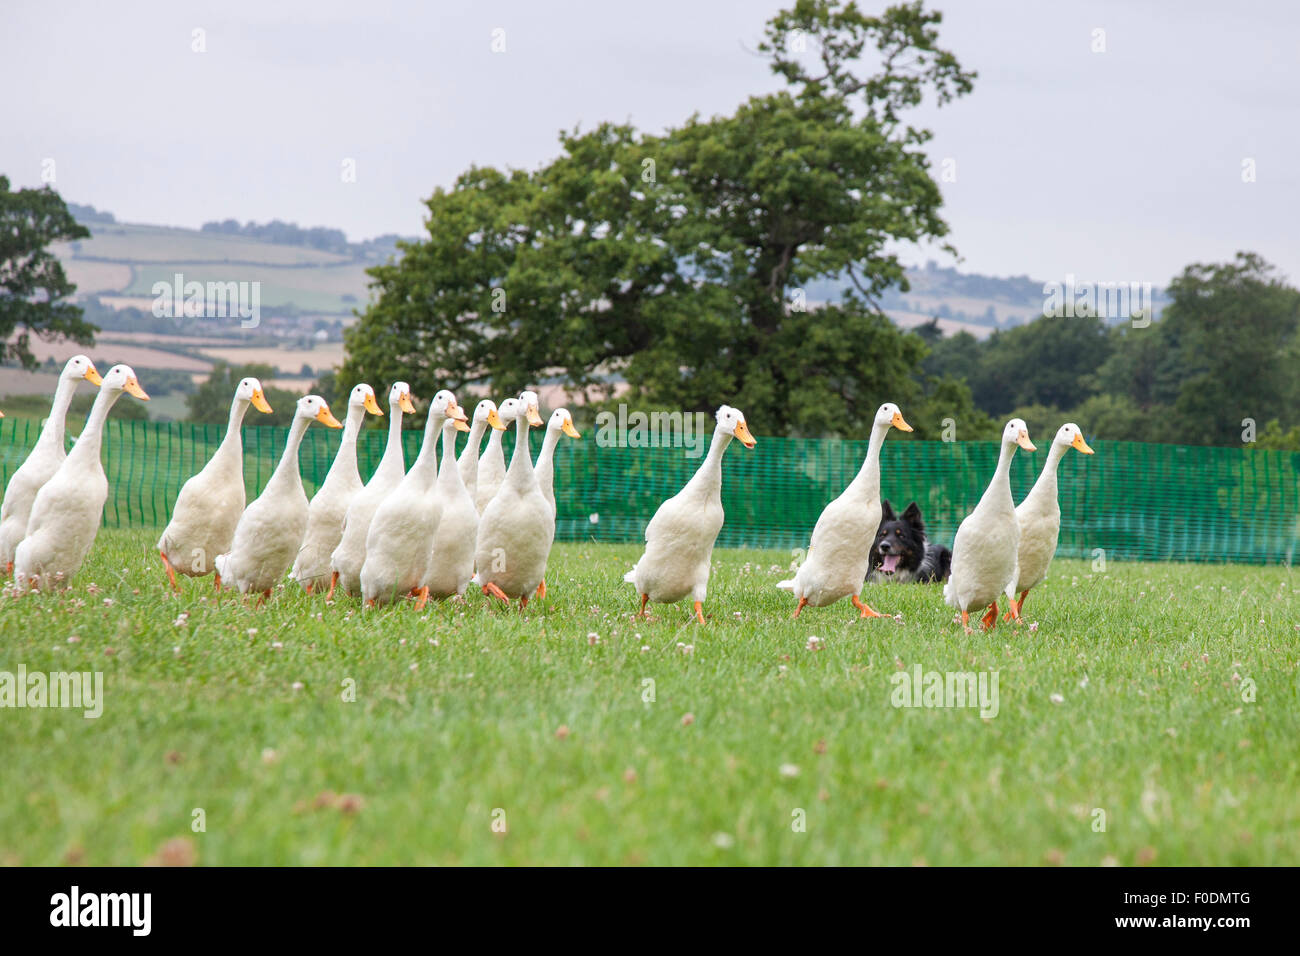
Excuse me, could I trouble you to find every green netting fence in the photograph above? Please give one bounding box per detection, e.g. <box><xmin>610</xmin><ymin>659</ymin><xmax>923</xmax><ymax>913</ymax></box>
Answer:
<box><xmin>2</xmin><ymin>417</ymin><xmax>1298</xmax><ymax>564</ymax></box>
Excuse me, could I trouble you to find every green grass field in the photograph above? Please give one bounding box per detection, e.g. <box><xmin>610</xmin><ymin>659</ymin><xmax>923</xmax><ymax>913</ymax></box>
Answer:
<box><xmin>1</xmin><ymin>530</ymin><xmax>1296</xmax><ymax>865</ymax></box>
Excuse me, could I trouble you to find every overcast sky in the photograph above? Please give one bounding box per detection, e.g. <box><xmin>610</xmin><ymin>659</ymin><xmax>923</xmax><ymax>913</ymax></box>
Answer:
<box><xmin>4</xmin><ymin>0</ymin><xmax>1295</xmax><ymax>287</ymax></box>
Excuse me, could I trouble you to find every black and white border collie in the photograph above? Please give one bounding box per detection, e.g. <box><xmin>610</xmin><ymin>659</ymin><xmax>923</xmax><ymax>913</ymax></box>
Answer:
<box><xmin>866</xmin><ymin>500</ymin><xmax>952</xmax><ymax>584</ymax></box>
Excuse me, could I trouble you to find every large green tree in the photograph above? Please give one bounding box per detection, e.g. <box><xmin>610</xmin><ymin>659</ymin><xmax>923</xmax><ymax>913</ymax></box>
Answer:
<box><xmin>0</xmin><ymin>176</ymin><xmax>96</xmax><ymax>367</ymax></box>
<box><xmin>342</xmin><ymin>1</ymin><xmax>976</xmax><ymax>437</ymax></box>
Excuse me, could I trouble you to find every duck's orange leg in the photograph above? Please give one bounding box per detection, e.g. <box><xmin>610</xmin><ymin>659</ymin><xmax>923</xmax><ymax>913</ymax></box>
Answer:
<box><xmin>1002</xmin><ymin>590</ymin><xmax>1028</xmax><ymax>623</ymax></box>
<box><xmin>519</xmin><ymin>593</ymin><xmax>528</xmax><ymax>611</ymax></box>
<box><xmin>793</xmin><ymin>596</ymin><xmax>808</xmax><ymax>619</ymax></box>
<box><xmin>482</xmin><ymin>582</ymin><xmax>509</xmax><ymax>604</ymax></box>
<box><xmin>412</xmin><ymin>586</ymin><xmax>429</xmax><ymax>611</ymax></box>
<box><xmin>851</xmin><ymin>594</ymin><xmax>883</xmax><ymax>619</ymax></box>
<box><xmin>213</xmin><ymin>571</ymin><xmax>222</xmax><ymax>592</ymax></box>
<box><xmin>304</xmin><ymin>581</ymin><xmax>313</xmax><ymax>596</ymax></box>
<box><xmin>638</xmin><ymin>593</ymin><xmax>649</xmax><ymax>618</ymax></box>
<box><xmin>159</xmin><ymin>551</ymin><xmax>179</xmax><ymax>592</ymax></box>
<box><xmin>961</xmin><ymin>610</ymin><xmax>972</xmax><ymax>634</ymax></box>
<box><xmin>693</xmin><ymin>601</ymin><xmax>705</xmax><ymax>625</ymax></box>
<box><xmin>980</xmin><ymin>602</ymin><xmax>999</xmax><ymax>631</ymax></box>
<box><xmin>536</xmin><ymin>578</ymin><xmax>546</xmax><ymax>599</ymax></box>
<box><xmin>325</xmin><ymin>571</ymin><xmax>338</xmax><ymax>602</ymax></box>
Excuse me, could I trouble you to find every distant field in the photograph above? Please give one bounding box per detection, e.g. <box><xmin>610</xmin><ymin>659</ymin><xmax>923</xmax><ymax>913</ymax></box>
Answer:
<box><xmin>4</xmin><ymin>336</ymin><xmax>212</xmax><ymax>373</ymax></box>
<box><xmin>53</xmin><ymin>222</ymin><xmax>372</xmax><ymax>315</ymax></box>
<box><xmin>56</xmin><ymin>223</ymin><xmax>353</xmax><ymax>266</ymax></box>
<box><xmin>196</xmin><ymin>344</ymin><xmax>345</xmax><ymax>376</ymax></box>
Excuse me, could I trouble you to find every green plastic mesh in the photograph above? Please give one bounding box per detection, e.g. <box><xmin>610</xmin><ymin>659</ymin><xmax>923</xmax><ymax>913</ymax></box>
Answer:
<box><xmin>2</xmin><ymin>418</ymin><xmax>1297</xmax><ymax>565</ymax></box>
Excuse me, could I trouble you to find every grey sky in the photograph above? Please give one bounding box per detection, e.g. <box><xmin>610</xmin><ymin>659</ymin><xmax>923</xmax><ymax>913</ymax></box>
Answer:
<box><xmin>4</xmin><ymin>0</ymin><xmax>1295</xmax><ymax>288</ymax></box>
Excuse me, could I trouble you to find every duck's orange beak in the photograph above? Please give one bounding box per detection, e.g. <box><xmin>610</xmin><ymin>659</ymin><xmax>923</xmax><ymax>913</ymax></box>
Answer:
<box><xmin>364</xmin><ymin>392</ymin><xmax>384</xmax><ymax>416</ymax></box>
<box><xmin>562</xmin><ymin>418</ymin><xmax>581</xmax><ymax>439</ymax></box>
<box><xmin>891</xmin><ymin>411</ymin><xmax>913</xmax><ymax>432</ymax></box>
<box><xmin>316</xmin><ymin>404</ymin><xmax>342</xmax><ymax>428</ymax></box>
<box><xmin>84</xmin><ymin>364</ymin><xmax>103</xmax><ymax>386</ymax></box>
<box><xmin>526</xmin><ymin>404</ymin><xmax>544</xmax><ymax>427</ymax></box>
<box><xmin>486</xmin><ymin>409</ymin><xmax>506</xmax><ymax>430</ymax></box>
<box><xmin>448</xmin><ymin>400</ymin><xmax>468</xmax><ymax>423</ymax></box>
<box><xmin>1016</xmin><ymin>428</ymin><xmax>1036</xmax><ymax>452</ymax></box>
<box><xmin>125</xmin><ymin>376</ymin><xmax>150</xmax><ymax>401</ymax></box>
<box><xmin>399</xmin><ymin>391</ymin><xmax>416</xmax><ymax>414</ymax></box>
<box><xmin>734</xmin><ymin>420</ymin><xmax>756</xmax><ymax>449</ymax></box>
<box><xmin>251</xmin><ymin>388</ymin><xmax>272</xmax><ymax>414</ymax></box>
<box><xmin>1072</xmin><ymin>433</ymin><xmax>1095</xmax><ymax>454</ymax></box>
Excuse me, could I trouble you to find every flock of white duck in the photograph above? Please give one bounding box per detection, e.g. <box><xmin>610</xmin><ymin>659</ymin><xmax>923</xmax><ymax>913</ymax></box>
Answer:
<box><xmin>0</xmin><ymin>356</ymin><xmax>1094</xmax><ymax>631</ymax></box>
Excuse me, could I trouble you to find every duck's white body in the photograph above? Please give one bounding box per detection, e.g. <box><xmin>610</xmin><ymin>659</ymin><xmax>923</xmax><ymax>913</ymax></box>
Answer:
<box><xmin>1006</xmin><ymin>424</ymin><xmax>1094</xmax><ymax>614</ymax></box>
<box><xmin>291</xmin><ymin>385</ymin><xmax>381</xmax><ymax>591</ymax></box>
<box><xmin>329</xmin><ymin>383</ymin><xmax>412</xmax><ymax>596</ymax></box>
<box><xmin>472</xmin><ymin>395</ymin><xmax>550</xmax><ymax>601</ymax></box>
<box><xmin>426</xmin><ymin>417</ymin><xmax>481</xmax><ymax>598</ymax></box>
<box><xmin>777</xmin><ymin>405</ymin><xmax>910</xmax><ymax>613</ymax></box>
<box><xmin>944</xmin><ymin>419</ymin><xmax>1035</xmax><ymax>627</ymax></box>
<box><xmin>157</xmin><ymin>378</ymin><xmax>270</xmax><ymax>583</ymax></box>
<box><xmin>216</xmin><ymin>396</ymin><xmax>340</xmax><ymax>596</ymax></box>
<box><xmin>474</xmin><ymin>425</ymin><xmax>506</xmax><ymax>514</ymax></box>
<box><xmin>625</xmin><ymin>406</ymin><xmax>755</xmax><ymax>622</ymax></box>
<box><xmin>0</xmin><ymin>355</ymin><xmax>101</xmax><ymax>572</ymax></box>
<box><xmin>361</xmin><ymin>392</ymin><xmax>463</xmax><ymax>605</ymax></box>
<box><xmin>13</xmin><ymin>365</ymin><xmax>148</xmax><ymax>589</ymax></box>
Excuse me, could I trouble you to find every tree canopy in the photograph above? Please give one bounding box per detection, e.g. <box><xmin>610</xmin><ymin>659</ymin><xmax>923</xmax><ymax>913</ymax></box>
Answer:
<box><xmin>341</xmin><ymin>0</ymin><xmax>983</xmax><ymax>438</ymax></box>
<box><xmin>0</xmin><ymin>176</ymin><xmax>96</xmax><ymax>367</ymax></box>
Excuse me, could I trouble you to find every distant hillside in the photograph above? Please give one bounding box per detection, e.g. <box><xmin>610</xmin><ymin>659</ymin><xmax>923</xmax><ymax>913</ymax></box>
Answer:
<box><xmin>54</xmin><ymin>211</ymin><xmax>419</xmax><ymax>318</ymax></box>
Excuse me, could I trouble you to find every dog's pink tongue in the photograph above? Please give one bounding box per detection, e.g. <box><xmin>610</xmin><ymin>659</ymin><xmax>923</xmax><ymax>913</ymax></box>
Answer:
<box><xmin>881</xmin><ymin>554</ymin><xmax>900</xmax><ymax>573</ymax></box>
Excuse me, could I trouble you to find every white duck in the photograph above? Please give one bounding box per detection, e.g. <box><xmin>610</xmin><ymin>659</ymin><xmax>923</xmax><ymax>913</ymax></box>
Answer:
<box><xmin>327</xmin><ymin>381</ymin><xmax>414</xmax><ymax>599</ymax></box>
<box><xmin>12</xmin><ymin>365</ymin><xmax>149</xmax><ymax>590</ymax></box>
<box><xmin>156</xmin><ymin>376</ymin><xmax>273</xmax><ymax>590</ymax></box>
<box><xmin>531</xmin><ymin>406</ymin><xmax>581</xmax><ymax>598</ymax></box>
<box><xmin>474</xmin><ymin>406</ymin><xmax>508</xmax><ymax>514</ymax></box>
<box><xmin>472</xmin><ymin>392</ymin><xmax>547</xmax><ymax>607</ymax></box>
<box><xmin>360</xmin><ymin>390</ymin><xmax>467</xmax><ymax>607</ymax></box>
<box><xmin>457</xmin><ymin>399</ymin><xmax>501</xmax><ymax>503</ymax></box>
<box><xmin>624</xmin><ymin>405</ymin><xmax>755</xmax><ymax>624</ymax></box>
<box><xmin>0</xmin><ymin>354</ymin><xmax>102</xmax><ymax>574</ymax></box>
<box><xmin>429</xmin><ymin>404</ymin><xmax>503</xmax><ymax>600</ymax></box>
<box><xmin>1003</xmin><ymin>422</ymin><xmax>1094</xmax><ymax>621</ymax></box>
<box><xmin>944</xmin><ymin>418</ymin><xmax>1036</xmax><ymax>631</ymax></box>
<box><xmin>777</xmin><ymin>403</ymin><xmax>911</xmax><ymax>619</ymax></box>
<box><xmin>214</xmin><ymin>396</ymin><xmax>341</xmax><ymax>600</ymax></box>
<box><xmin>289</xmin><ymin>383</ymin><xmax>384</xmax><ymax>592</ymax></box>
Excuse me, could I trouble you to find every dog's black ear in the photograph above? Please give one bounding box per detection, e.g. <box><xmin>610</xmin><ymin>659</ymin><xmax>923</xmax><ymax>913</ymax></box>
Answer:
<box><xmin>901</xmin><ymin>501</ymin><xmax>925</xmax><ymax>532</ymax></box>
<box><xmin>880</xmin><ymin>499</ymin><xmax>896</xmax><ymax>522</ymax></box>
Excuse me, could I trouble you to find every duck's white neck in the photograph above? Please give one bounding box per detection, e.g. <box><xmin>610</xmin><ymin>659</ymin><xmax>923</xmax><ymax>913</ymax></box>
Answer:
<box><xmin>485</xmin><ymin>426</ymin><xmax>505</xmax><ymax>455</ymax></box>
<box><xmin>437</xmin><ymin>420</ymin><xmax>463</xmax><ymax>488</ymax></box>
<box><xmin>981</xmin><ymin>439</ymin><xmax>1019</xmax><ymax>509</ymax></box>
<box><xmin>66</xmin><ymin>386</ymin><xmax>124</xmax><ymax>469</ymax></box>
<box><xmin>1027</xmin><ymin>440</ymin><xmax>1068</xmax><ymax>502</ymax></box>
<box><xmin>505</xmin><ymin>414</ymin><xmax>536</xmax><ymax>483</ymax></box>
<box><xmin>408</xmin><ymin>410</ymin><xmax>445</xmax><ymax>486</ymax></box>
<box><xmin>459</xmin><ymin>418</ymin><xmax>487</xmax><ymax>467</ymax></box>
<box><xmin>684</xmin><ymin>424</ymin><xmax>733</xmax><ymax>498</ymax></box>
<box><xmin>267</xmin><ymin>414</ymin><xmax>311</xmax><ymax>491</ymax></box>
<box><xmin>375</xmin><ymin>398</ymin><xmax>406</xmax><ymax>472</ymax></box>
<box><xmin>218</xmin><ymin>397</ymin><xmax>252</xmax><ymax>455</ymax></box>
<box><xmin>339</xmin><ymin>401</ymin><xmax>366</xmax><ymax>450</ymax></box>
<box><xmin>38</xmin><ymin>374</ymin><xmax>81</xmax><ymax>453</ymax></box>
<box><xmin>846</xmin><ymin>419</ymin><xmax>890</xmax><ymax>500</ymax></box>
